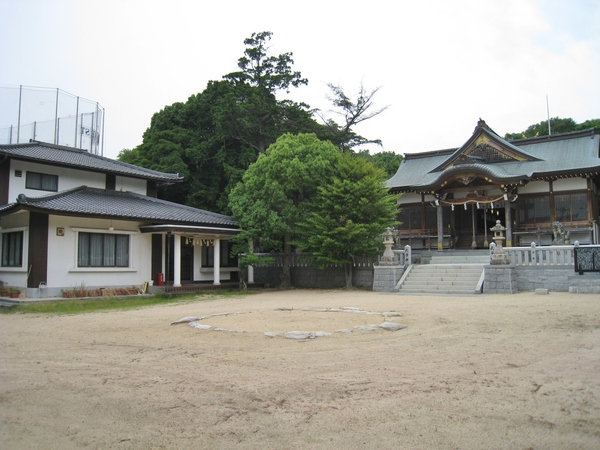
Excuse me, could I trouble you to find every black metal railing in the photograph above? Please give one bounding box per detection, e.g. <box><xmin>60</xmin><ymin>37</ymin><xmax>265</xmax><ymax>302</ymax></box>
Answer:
<box><xmin>574</xmin><ymin>246</ymin><xmax>600</xmax><ymax>274</ymax></box>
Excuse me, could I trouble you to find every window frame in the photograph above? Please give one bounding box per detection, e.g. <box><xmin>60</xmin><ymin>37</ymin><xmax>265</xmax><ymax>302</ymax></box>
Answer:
<box><xmin>25</xmin><ymin>171</ymin><xmax>59</xmax><ymax>192</ymax></box>
<box><xmin>517</xmin><ymin>194</ymin><xmax>551</xmax><ymax>226</ymax></box>
<box><xmin>71</xmin><ymin>228</ymin><xmax>137</xmax><ymax>273</ymax></box>
<box><xmin>77</xmin><ymin>232</ymin><xmax>130</xmax><ymax>268</ymax></box>
<box><xmin>1</xmin><ymin>230</ymin><xmax>24</xmax><ymax>268</ymax></box>
<box><xmin>554</xmin><ymin>191</ymin><xmax>588</xmax><ymax>223</ymax></box>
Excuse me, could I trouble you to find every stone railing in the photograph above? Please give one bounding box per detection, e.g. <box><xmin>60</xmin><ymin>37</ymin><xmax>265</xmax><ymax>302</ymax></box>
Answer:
<box><xmin>392</xmin><ymin>246</ymin><xmax>412</xmax><ymax>268</ymax></box>
<box><xmin>245</xmin><ymin>247</ymin><xmax>412</xmax><ymax>269</ymax></box>
<box><xmin>499</xmin><ymin>243</ymin><xmax>579</xmax><ymax>266</ymax></box>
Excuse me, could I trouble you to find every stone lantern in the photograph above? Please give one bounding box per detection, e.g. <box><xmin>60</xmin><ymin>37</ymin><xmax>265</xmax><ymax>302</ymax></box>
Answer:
<box><xmin>489</xmin><ymin>220</ymin><xmax>509</xmax><ymax>265</ymax></box>
<box><xmin>380</xmin><ymin>227</ymin><xmax>397</xmax><ymax>265</ymax></box>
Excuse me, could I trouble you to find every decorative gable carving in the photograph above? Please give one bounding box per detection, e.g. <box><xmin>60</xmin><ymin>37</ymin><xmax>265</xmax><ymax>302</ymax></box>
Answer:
<box><xmin>464</xmin><ymin>142</ymin><xmax>513</xmax><ymax>163</ymax></box>
<box><xmin>437</xmin><ymin>132</ymin><xmax>536</xmax><ymax>172</ymax></box>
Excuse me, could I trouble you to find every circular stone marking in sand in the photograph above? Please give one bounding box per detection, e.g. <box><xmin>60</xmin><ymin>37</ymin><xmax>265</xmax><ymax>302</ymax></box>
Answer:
<box><xmin>172</xmin><ymin>307</ymin><xmax>406</xmax><ymax>339</ymax></box>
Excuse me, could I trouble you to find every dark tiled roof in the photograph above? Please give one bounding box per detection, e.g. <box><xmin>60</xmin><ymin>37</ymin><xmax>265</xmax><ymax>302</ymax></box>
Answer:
<box><xmin>2</xmin><ymin>186</ymin><xmax>237</xmax><ymax>228</ymax></box>
<box><xmin>387</xmin><ymin>127</ymin><xmax>600</xmax><ymax>191</ymax></box>
<box><xmin>0</xmin><ymin>141</ymin><xmax>182</xmax><ymax>183</ymax></box>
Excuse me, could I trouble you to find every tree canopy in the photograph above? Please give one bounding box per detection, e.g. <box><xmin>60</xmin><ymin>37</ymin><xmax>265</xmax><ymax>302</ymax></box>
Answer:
<box><xmin>504</xmin><ymin>117</ymin><xmax>600</xmax><ymax>140</ymax></box>
<box><xmin>295</xmin><ymin>155</ymin><xmax>399</xmax><ymax>288</ymax></box>
<box><xmin>118</xmin><ymin>31</ymin><xmax>390</xmax><ymax>215</ymax></box>
<box><xmin>355</xmin><ymin>150</ymin><xmax>403</xmax><ymax>178</ymax></box>
<box><xmin>319</xmin><ymin>82</ymin><xmax>389</xmax><ymax>152</ymax></box>
<box><xmin>228</xmin><ymin>133</ymin><xmax>342</xmax><ymax>287</ymax></box>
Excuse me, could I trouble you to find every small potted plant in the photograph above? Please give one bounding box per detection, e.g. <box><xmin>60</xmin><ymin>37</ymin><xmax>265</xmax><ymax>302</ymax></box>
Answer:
<box><xmin>9</xmin><ymin>288</ymin><xmax>21</xmax><ymax>298</ymax></box>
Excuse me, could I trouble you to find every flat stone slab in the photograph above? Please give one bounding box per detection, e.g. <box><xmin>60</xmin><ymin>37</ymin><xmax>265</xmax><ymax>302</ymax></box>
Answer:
<box><xmin>177</xmin><ymin>307</ymin><xmax>408</xmax><ymax>337</ymax></box>
<box><xmin>171</xmin><ymin>316</ymin><xmax>201</xmax><ymax>325</ymax></box>
<box><xmin>189</xmin><ymin>323</ymin><xmax>212</xmax><ymax>330</ymax></box>
<box><xmin>284</xmin><ymin>331</ymin><xmax>334</xmax><ymax>340</ymax></box>
<box><xmin>379</xmin><ymin>322</ymin><xmax>407</xmax><ymax>331</ymax></box>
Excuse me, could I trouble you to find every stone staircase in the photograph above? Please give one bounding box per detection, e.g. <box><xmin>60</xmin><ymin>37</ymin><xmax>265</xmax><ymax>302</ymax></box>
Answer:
<box><xmin>397</xmin><ymin>253</ymin><xmax>488</xmax><ymax>295</ymax></box>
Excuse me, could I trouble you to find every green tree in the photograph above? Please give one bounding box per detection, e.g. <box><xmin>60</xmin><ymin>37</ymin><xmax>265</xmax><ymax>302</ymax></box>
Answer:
<box><xmin>295</xmin><ymin>155</ymin><xmax>399</xmax><ymax>288</ymax></box>
<box><xmin>222</xmin><ymin>31</ymin><xmax>309</xmax><ymax>154</ymax></box>
<box><xmin>577</xmin><ymin>119</ymin><xmax>600</xmax><ymax>135</ymax></box>
<box><xmin>504</xmin><ymin>117</ymin><xmax>580</xmax><ymax>140</ymax></box>
<box><xmin>228</xmin><ymin>133</ymin><xmax>342</xmax><ymax>287</ymax></box>
<box><xmin>355</xmin><ymin>150</ymin><xmax>403</xmax><ymax>178</ymax></box>
<box><xmin>319</xmin><ymin>82</ymin><xmax>389</xmax><ymax>152</ymax></box>
<box><xmin>119</xmin><ymin>32</ymin><xmax>330</xmax><ymax>214</ymax></box>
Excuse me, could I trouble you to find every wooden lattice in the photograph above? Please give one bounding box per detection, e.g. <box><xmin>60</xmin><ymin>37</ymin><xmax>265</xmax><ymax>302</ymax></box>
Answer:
<box><xmin>465</xmin><ymin>144</ymin><xmax>513</xmax><ymax>162</ymax></box>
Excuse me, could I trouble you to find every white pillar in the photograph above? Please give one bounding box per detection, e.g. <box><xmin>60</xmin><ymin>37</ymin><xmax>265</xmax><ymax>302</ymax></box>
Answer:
<box><xmin>213</xmin><ymin>238</ymin><xmax>221</xmax><ymax>285</ymax></box>
<box><xmin>247</xmin><ymin>239</ymin><xmax>255</xmax><ymax>284</ymax></box>
<box><xmin>173</xmin><ymin>234</ymin><xmax>181</xmax><ymax>287</ymax></box>
<box><xmin>161</xmin><ymin>234</ymin><xmax>166</xmax><ymax>275</ymax></box>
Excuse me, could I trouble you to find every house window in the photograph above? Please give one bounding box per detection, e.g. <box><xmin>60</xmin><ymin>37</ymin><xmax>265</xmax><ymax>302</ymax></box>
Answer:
<box><xmin>554</xmin><ymin>193</ymin><xmax>588</xmax><ymax>222</ymax></box>
<box><xmin>26</xmin><ymin>171</ymin><xmax>58</xmax><ymax>192</ymax></box>
<box><xmin>398</xmin><ymin>205</ymin><xmax>422</xmax><ymax>230</ymax></box>
<box><xmin>77</xmin><ymin>232</ymin><xmax>129</xmax><ymax>267</ymax></box>
<box><xmin>518</xmin><ymin>195</ymin><xmax>550</xmax><ymax>225</ymax></box>
<box><xmin>201</xmin><ymin>241</ymin><xmax>233</xmax><ymax>267</ymax></box>
<box><xmin>1</xmin><ymin>231</ymin><xmax>23</xmax><ymax>267</ymax></box>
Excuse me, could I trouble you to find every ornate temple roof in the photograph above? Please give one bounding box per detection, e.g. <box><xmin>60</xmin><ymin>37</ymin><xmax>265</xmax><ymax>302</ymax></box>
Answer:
<box><xmin>387</xmin><ymin>120</ymin><xmax>600</xmax><ymax>192</ymax></box>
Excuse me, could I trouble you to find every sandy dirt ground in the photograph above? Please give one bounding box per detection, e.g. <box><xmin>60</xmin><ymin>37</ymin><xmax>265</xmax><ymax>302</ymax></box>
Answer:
<box><xmin>1</xmin><ymin>289</ymin><xmax>599</xmax><ymax>450</ymax></box>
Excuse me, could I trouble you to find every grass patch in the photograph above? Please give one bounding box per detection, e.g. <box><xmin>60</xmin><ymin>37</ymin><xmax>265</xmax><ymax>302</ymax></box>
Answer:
<box><xmin>0</xmin><ymin>290</ymin><xmax>259</xmax><ymax>315</ymax></box>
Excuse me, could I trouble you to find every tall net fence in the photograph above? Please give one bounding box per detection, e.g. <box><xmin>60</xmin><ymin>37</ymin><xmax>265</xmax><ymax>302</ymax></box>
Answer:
<box><xmin>0</xmin><ymin>85</ymin><xmax>105</xmax><ymax>155</ymax></box>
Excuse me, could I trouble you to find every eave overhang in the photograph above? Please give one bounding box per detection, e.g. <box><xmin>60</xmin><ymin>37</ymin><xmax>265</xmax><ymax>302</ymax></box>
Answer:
<box><xmin>138</xmin><ymin>224</ymin><xmax>239</xmax><ymax>237</ymax></box>
<box><xmin>390</xmin><ymin>163</ymin><xmax>532</xmax><ymax>194</ymax></box>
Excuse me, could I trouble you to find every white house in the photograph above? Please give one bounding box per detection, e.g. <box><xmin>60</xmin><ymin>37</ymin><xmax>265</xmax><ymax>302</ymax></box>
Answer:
<box><xmin>0</xmin><ymin>141</ymin><xmax>239</xmax><ymax>298</ymax></box>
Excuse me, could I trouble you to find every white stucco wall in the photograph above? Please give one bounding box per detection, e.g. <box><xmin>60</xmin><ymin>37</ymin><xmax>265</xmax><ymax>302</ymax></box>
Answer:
<box><xmin>47</xmin><ymin>216</ymin><xmax>153</xmax><ymax>290</ymax></box>
<box><xmin>398</xmin><ymin>192</ymin><xmax>421</xmax><ymax>204</ymax></box>
<box><xmin>552</xmin><ymin>178</ymin><xmax>587</xmax><ymax>192</ymax></box>
<box><xmin>518</xmin><ymin>180</ymin><xmax>550</xmax><ymax>194</ymax></box>
<box><xmin>115</xmin><ymin>176</ymin><xmax>147</xmax><ymax>195</ymax></box>
<box><xmin>8</xmin><ymin>160</ymin><xmax>105</xmax><ymax>200</ymax></box>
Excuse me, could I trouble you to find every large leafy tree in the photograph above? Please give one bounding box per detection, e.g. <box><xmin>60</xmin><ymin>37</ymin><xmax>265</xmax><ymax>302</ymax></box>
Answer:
<box><xmin>228</xmin><ymin>133</ymin><xmax>342</xmax><ymax>287</ymax></box>
<box><xmin>118</xmin><ymin>31</ymin><xmax>392</xmax><ymax>214</ymax></box>
<box><xmin>355</xmin><ymin>150</ymin><xmax>403</xmax><ymax>178</ymax></box>
<box><xmin>222</xmin><ymin>31</ymin><xmax>310</xmax><ymax>154</ymax></box>
<box><xmin>504</xmin><ymin>117</ymin><xmax>600</xmax><ymax>140</ymax></box>
<box><xmin>295</xmin><ymin>155</ymin><xmax>399</xmax><ymax>288</ymax></box>
<box><xmin>119</xmin><ymin>33</ymin><xmax>323</xmax><ymax>214</ymax></box>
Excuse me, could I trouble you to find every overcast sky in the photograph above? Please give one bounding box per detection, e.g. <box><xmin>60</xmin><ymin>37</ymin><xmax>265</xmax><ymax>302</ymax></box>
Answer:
<box><xmin>1</xmin><ymin>0</ymin><xmax>599</xmax><ymax>160</ymax></box>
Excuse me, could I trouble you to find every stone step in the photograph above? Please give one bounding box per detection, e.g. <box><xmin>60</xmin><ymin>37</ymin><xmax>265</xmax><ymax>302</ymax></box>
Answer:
<box><xmin>399</xmin><ymin>287</ymin><xmax>479</xmax><ymax>295</ymax></box>
<box><xmin>397</xmin><ymin>262</ymin><xmax>484</xmax><ymax>294</ymax></box>
<box><xmin>402</xmin><ymin>280</ymin><xmax>477</xmax><ymax>290</ymax></box>
<box><xmin>403</xmin><ymin>277</ymin><xmax>479</xmax><ymax>284</ymax></box>
<box><xmin>429</xmin><ymin>257</ymin><xmax>489</xmax><ymax>264</ymax></box>
<box><xmin>412</xmin><ymin>266</ymin><xmax>484</xmax><ymax>272</ymax></box>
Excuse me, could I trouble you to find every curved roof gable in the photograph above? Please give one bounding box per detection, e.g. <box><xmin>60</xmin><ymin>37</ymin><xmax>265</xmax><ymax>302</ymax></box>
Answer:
<box><xmin>386</xmin><ymin>120</ymin><xmax>600</xmax><ymax>193</ymax></box>
<box><xmin>429</xmin><ymin>119</ymin><xmax>540</xmax><ymax>173</ymax></box>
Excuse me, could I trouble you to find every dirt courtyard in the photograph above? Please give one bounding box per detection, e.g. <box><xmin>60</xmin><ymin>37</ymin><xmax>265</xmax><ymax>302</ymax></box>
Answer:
<box><xmin>1</xmin><ymin>290</ymin><xmax>599</xmax><ymax>449</ymax></box>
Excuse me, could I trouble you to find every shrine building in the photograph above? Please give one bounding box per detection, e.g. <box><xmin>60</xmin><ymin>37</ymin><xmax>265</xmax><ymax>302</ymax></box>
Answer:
<box><xmin>387</xmin><ymin>119</ymin><xmax>600</xmax><ymax>250</ymax></box>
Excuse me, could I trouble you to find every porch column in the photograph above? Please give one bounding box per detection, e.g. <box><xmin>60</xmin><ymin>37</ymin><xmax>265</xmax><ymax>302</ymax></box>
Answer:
<box><xmin>213</xmin><ymin>238</ymin><xmax>221</xmax><ymax>285</ymax></box>
<box><xmin>173</xmin><ymin>234</ymin><xmax>181</xmax><ymax>287</ymax></box>
<box><xmin>247</xmin><ymin>239</ymin><xmax>255</xmax><ymax>284</ymax></box>
<box><xmin>505</xmin><ymin>204</ymin><xmax>513</xmax><ymax>247</ymax></box>
<box><xmin>437</xmin><ymin>203</ymin><xmax>444</xmax><ymax>251</ymax></box>
<box><xmin>161</xmin><ymin>234</ymin><xmax>166</xmax><ymax>274</ymax></box>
